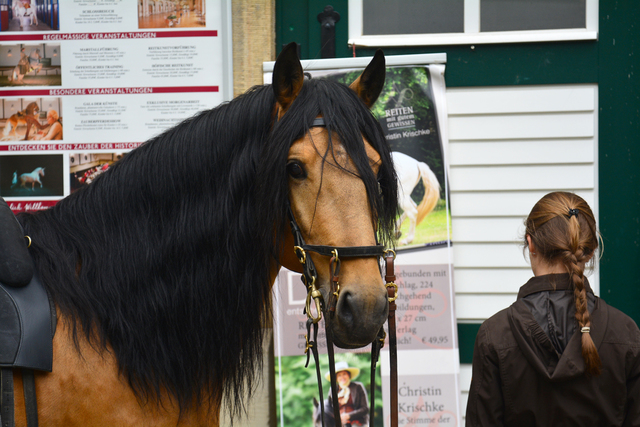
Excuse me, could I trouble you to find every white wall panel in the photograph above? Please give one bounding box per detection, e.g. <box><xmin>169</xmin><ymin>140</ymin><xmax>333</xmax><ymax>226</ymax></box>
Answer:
<box><xmin>449</xmin><ymin>112</ymin><xmax>595</xmax><ymax>140</ymax></box>
<box><xmin>454</xmin><ymin>269</ymin><xmax>531</xmax><ymax>294</ymax></box>
<box><xmin>452</xmin><ymin>217</ymin><xmax>524</xmax><ymax>242</ymax></box>
<box><xmin>449</xmin><ymin>138</ymin><xmax>595</xmax><ymax>165</ymax></box>
<box><xmin>449</xmin><ymin>164</ymin><xmax>595</xmax><ymax>191</ymax></box>
<box><xmin>455</xmin><ymin>294</ymin><xmax>517</xmax><ymax>321</ymax></box>
<box><xmin>447</xmin><ymin>85</ymin><xmax>596</xmax><ymax>115</ymax></box>
<box><xmin>447</xmin><ymin>84</ymin><xmax>599</xmax><ymax>324</ymax></box>
<box><xmin>450</xmin><ymin>190</ymin><xmax>596</xmax><ymax>217</ymax></box>
<box><xmin>454</xmin><ymin>243</ymin><xmax>530</xmax><ymax>269</ymax></box>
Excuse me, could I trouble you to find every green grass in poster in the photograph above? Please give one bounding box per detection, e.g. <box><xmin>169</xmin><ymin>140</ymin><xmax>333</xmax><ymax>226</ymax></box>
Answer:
<box><xmin>397</xmin><ymin>200</ymin><xmax>451</xmax><ymax>249</ymax></box>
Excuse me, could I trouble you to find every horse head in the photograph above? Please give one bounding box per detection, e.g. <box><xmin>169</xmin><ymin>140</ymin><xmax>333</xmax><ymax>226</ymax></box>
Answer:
<box><xmin>271</xmin><ymin>43</ymin><xmax>395</xmax><ymax>349</ymax></box>
<box><xmin>25</xmin><ymin>102</ymin><xmax>39</xmax><ymax>116</ymax></box>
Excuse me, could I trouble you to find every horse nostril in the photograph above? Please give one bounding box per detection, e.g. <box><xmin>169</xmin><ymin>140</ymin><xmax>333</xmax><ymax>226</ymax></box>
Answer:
<box><xmin>336</xmin><ymin>290</ymin><xmax>355</xmax><ymax>327</ymax></box>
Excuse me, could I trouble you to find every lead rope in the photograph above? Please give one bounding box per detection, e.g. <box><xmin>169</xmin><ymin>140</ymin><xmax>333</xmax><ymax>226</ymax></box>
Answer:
<box><xmin>326</xmin><ymin>251</ymin><xmax>342</xmax><ymax>425</ymax></box>
<box><xmin>304</xmin><ymin>318</ymin><xmax>328</xmax><ymax>424</ymax></box>
<box><xmin>369</xmin><ymin>326</ymin><xmax>386</xmax><ymax>425</ymax></box>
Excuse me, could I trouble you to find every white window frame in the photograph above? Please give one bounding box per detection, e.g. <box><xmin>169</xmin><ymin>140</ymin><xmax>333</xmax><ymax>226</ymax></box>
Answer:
<box><xmin>348</xmin><ymin>0</ymin><xmax>598</xmax><ymax>47</ymax></box>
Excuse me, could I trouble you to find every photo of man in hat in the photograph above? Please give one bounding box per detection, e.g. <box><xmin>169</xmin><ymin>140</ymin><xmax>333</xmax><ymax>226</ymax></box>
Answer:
<box><xmin>325</xmin><ymin>361</ymin><xmax>369</xmax><ymax>426</ymax></box>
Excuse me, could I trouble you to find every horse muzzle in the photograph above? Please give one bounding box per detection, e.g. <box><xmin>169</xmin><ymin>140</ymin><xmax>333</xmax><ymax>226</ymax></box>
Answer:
<box><xmin>328</xmin><ymin>285</ymin><xmax>389</xmax><ymax>348</ymax></box>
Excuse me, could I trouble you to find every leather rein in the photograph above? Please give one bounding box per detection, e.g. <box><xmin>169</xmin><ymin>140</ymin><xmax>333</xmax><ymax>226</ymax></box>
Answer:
<box><xmin>287</xmin><ymin>117</ymin><xmax>398</xmax><ymax>427</ymax></box>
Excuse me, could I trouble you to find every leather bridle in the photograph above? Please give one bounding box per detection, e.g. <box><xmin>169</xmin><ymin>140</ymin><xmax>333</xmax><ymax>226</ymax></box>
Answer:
<box><xmin>286</xmin><ymin>117</ymin><xmax>398</xmax><ymax>427</ymax></box>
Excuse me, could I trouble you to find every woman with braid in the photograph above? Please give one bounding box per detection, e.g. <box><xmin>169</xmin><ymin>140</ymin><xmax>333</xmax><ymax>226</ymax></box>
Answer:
<box><xmin>466</xmin><ymin>192</ymin><xmax>640</xmax><ymax>426</ymax></box>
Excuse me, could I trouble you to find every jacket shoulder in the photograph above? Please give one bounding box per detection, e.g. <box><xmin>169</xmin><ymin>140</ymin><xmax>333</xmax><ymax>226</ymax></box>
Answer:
<box><xmin>477</xmin><ymin>307</ymin><xmax>518</xmax><ymax>350</ymax></box>
<box><xmin>480</xmin><ymin>307</ymin><xmax>510</xmax><ymax>330</ymax></box>
<box><xmin>598</xmin><ymin>298</ymin><xmax>640</xmax><ymax>346</ymax></box>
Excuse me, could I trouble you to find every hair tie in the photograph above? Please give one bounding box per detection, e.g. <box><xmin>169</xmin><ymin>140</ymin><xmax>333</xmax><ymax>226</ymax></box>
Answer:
<box><xmin>581</xmin><ymin>327</ymin><xmax>590</xmax><ymax>333</ymax></box>
<box><xmin>568</xmin><ymin>209</ymin><xmax>579</xmax><ymax>218</ymax></box>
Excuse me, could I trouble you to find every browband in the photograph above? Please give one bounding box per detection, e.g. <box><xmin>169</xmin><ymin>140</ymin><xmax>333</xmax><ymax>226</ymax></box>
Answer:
<box><xmin>301</xmin><ymin>244</ymin><xmax>385</xmax><ymax>258</ymax></box>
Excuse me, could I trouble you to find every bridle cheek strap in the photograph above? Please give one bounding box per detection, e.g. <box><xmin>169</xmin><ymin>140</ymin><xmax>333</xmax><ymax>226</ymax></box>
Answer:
<box><xmin>385</xmin><ymin>250</ymin><xmax>399</xmax><ymax>427</ymax></box>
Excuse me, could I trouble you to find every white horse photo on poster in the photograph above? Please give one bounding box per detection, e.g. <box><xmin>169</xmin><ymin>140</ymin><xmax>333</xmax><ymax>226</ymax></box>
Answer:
<box><xmin>392</xmin><ymin>151</ymin><xmax>440</xmax><ymax>246</ymax></box>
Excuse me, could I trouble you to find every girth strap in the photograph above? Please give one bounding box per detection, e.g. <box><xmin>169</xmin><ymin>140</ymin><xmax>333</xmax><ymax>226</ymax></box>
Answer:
<box><xmin>22</xmin><ymin>370</ymin><xmax>38</xmax><ymax>427</ymax></box>
<box><xmin>1</xmin><ymin>368</ymin><xmax>14</xmax><ymax>427</ymax></box>
<box><xmin>0</xmin><ymin>369</ymin><xmax>39</xmax><ymax>427</ymax></box>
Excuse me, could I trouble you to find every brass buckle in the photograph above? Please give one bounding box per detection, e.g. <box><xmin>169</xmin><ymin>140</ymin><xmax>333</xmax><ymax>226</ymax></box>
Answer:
<box><xmin>304</xmin><ymin>334</ymin><xmax>313</xmax><ymax>354</ymax></box>
<box><xmin>386</xmin><ymin>282</ymin><xmax>398</xmax><ymax>302</ymax></box>
<box><xmin>330</xmin><ymin>249</ymin><xmax>340</xmax><ymax>299</ymax></box>
<box><xmin>305</xmin><ymin>277</ymin><xmax>323</xmax><ymax>324</ymax></box>
<box><xmin>385</xmin><ymin>248</ymin><xmax>398</xmax><ymax>302</ymax></box>
<box><xmin>294</xmin><ymin>246</ymin><xmax>306</xmax><ymax>264</ymax></box>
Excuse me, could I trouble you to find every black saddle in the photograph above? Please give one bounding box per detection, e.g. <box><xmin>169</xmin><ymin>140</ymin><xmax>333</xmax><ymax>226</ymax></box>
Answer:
<box><xmin>0</xmin><ymin>198</ymin><xmax>56</xmax><ymax>427</ymax></box>
<box><xmin>0</xmin><ymin>198</ymin><xmax>33</xmax><ymax>288</ymax></box>
<box><xmin>0</xmin><ymin>273</ymin><xmax>55</xmax><ymax>371</ymax></box>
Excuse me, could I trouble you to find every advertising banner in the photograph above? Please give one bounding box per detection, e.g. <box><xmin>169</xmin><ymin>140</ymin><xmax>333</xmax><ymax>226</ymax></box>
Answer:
<box><xmin>266</xmin><ymin>54</ymin><xmax>461</xmax><ymax>427</ymax></box>
<box><xmin>0</xmin><ymin>0</ymin><xmax>231</xmax><ymax>212</ymax></box>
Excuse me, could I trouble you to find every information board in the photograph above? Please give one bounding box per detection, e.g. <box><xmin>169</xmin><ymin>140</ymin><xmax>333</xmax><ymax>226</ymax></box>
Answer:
<box><xmin>0</xmin><ymin>0</ymin><xmax>231</xmax><ymax>213</ymax></box>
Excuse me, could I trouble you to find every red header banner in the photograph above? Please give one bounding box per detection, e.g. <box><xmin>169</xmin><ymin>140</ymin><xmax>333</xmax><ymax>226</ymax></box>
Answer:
<box><xmin>0</xmin><ymin>30</ymin><xmax>217</xmax><ymax>42</ymax></box>
<box><xmin>0</xmin><ymin>86</ymin><xmax>219</xmax><ymax>97</ymax></box>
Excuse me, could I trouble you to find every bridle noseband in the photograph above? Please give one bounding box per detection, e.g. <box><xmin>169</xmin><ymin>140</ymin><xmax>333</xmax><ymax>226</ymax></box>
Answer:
<box><xmin>288</xmin><ymin>204</ymin><xmax>385</xmax><ymax>322</ymax></box>
<box><xmin>286</xmin><ymin>117</ymin><xmax>398</xmax><ymax>427</ymax></box>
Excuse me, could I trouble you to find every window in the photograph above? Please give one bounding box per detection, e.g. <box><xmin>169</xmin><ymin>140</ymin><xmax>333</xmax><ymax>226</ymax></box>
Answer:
<box><xmin>349</xmin><ymin>0</ymin><xmax>597</xmax><ymax>46</ymax></box>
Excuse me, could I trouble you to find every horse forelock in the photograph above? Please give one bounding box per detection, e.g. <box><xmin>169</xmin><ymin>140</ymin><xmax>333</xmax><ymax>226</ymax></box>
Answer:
<box><xmin>18</xmin><ymin>84</ymin><xmax>279</xmax><ymax>421</ymax></box>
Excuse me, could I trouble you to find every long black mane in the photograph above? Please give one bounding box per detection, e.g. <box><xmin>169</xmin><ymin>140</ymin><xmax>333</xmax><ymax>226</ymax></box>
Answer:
<box><xmin>18</xmin><ymin>78</ymin><xmax>397</xmax><ymax>419</ymax></box>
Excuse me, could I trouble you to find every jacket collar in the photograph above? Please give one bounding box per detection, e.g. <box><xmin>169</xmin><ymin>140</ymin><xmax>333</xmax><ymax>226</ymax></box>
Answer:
<box><xmin>509</xmin><ymin>273</ymin><xmax>607</xmax><ymax>381</ymax></box>
<box><xmin>517</xmin><ymin>273</ymin><xmax>594</xmax><ymax>300</ymax></box>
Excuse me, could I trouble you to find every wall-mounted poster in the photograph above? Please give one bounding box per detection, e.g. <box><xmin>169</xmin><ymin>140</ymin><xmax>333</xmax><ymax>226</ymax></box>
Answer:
<box><xmin>0</xmin><ymin>0</ymin><xmax>232</xmax><ymax>213</ymax></box>
<box><xmin>265</xmin><ymin>53</ymin><xmax>461</xmax><ymax>427</ymax></box>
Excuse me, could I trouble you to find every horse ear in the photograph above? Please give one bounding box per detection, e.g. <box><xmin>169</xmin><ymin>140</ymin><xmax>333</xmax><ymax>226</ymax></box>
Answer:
<box><xmin>272</xmin><ymin>42</ymin><xmax>304</xmax><ymax>117</ymax></box>
<box><xmin>350</xmin><ymin>49</ymin><xmax>386</xmax><ymax>108</ymax></box>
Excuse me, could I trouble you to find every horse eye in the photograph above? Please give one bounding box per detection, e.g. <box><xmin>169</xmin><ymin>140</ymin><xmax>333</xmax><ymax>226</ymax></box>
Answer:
<box><xmin>287</xmin><ymin>162</ymin><xmax>306</xmax><ymax>179</ymax></box>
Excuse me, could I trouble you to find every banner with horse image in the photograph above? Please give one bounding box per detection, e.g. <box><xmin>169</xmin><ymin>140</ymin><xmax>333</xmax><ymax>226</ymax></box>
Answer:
<box><xmin>268</xmin><ymin>54</ymin><xmax>461</xmax><ymax>427</ymax></box>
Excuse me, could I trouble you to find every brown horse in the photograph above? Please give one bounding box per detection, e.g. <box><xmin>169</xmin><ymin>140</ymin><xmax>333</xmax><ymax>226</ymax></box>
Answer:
<box><xmin>9</xmin><ymin>43</ymin><xmax>396</xmax><ymax>426</ymax></box>
<box><xmin>2</xmin><ymin>102</ymin><xmax>40</xmax><ymax>140</ymax></box>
